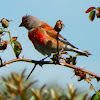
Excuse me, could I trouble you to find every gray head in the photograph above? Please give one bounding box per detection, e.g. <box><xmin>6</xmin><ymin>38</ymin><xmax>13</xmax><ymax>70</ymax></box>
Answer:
<box><xmin>19</xmin><ymin>15</ymin><xmax>41</xmax><ymax>30</ymax></box>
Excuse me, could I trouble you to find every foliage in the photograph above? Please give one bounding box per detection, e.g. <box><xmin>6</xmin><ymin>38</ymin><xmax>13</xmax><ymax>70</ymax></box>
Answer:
<box><xmin>0</xmin><ymin>69</ymin><xmax>97</xmax><ymax>100</ymax></box>
<box><xmin>0</xmin><ymin>69</ymin><xmax>37</xmax><ymax>100</ymax></box>
<box><xmin>0</xmin><ymin>18</ymin><xmax>22</xmax><ymax>58</ymax></box>
<box><xmin>86</xmin><ymin>7</ymin><xmax>100</xmax><ymax>21</ymax></box>
<box><xmin>91</xmin><ymin>90</ymin><xmax>100</xmax><ymax>100</ymax></box>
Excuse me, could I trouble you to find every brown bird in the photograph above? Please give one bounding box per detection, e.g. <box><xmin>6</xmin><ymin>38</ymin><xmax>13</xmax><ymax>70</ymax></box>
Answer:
<box><xmin>19</xmin><ymin>15</ymin><xmax>90</xmax><ymax>57</ymax></box>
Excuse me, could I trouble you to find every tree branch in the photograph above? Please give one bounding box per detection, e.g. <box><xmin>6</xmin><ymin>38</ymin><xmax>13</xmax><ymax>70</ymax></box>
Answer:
<box><xmin>0</xmin><ymin>58</ymin><xmax>100</xmax><ymax>80</ymax></box>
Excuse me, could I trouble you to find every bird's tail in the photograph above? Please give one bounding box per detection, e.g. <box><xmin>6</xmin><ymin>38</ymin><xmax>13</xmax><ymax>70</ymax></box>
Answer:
<box><xmin>65</xmin><ymin>45</ymin><xmax>91</xmax><ymax>57</ymax></box>
<box><xmin>72</xmin><ymin>48</ymin><xmax>91</xmax><ymax>57</ymax></box>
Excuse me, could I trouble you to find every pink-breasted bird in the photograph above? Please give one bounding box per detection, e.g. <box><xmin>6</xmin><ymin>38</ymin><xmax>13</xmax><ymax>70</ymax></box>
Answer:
<box><xmin>19</xmin><ymin>15</ymin><xmax>90</xmax><ymax>57</ymax></box>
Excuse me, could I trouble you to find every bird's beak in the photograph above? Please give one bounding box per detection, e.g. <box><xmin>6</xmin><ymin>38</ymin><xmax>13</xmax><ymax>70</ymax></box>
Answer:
<box><xmin>19</xmin><ymin>22</ymin><xmax>24</xmax><ymax>27</ymax></box>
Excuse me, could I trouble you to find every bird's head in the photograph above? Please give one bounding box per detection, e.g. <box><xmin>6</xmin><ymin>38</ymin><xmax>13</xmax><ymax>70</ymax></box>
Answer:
<box><xmin>19</xmin><ymin>15</ymin><xmax>41</xmax><ymax>31</ymax></box>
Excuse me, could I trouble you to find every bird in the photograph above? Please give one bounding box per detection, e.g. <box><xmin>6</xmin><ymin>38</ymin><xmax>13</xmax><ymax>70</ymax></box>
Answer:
<box><xmin>19</xmin><ymin>15</ymin><xmax>90</xmax><ymax>57</ymax></box>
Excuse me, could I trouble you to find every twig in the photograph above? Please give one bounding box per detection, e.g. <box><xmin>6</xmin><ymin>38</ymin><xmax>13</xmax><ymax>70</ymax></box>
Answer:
<box><xmin>60</xmin><ymin>62</ymin><xmax>100</xmax><ymax>79</ymax></box>
<box><xmin>57</xmin><ymin>32</ymin><xmax>59</xmax><ymax>55</ymax></box>
<box><xmin>0</xmin><ymin>58</ymin><xmax>100</xmax><ymax>80</ymax></box>
<box><xmin>7</xmin><ymin>28</ymin><xmax>17</xmax><ymax>58</ymax></box>
<box><xmin>57</xmin><ymin>32</ymin><xmax>59</xmax><ymax>62</ymax></box>
<box><xmin>0</xmin><ymin>57</ymin><xmax>2</xmax><ymax>67</ymax></box>
<box><xmin>26</xmin><ymin>64</ymin><xmax>37</xmax><ymax>80</ymax></box>
<box><xmin>0</xmin><ymin>58</ymin><xmax>53</xmax><ymax>67</ymax></box>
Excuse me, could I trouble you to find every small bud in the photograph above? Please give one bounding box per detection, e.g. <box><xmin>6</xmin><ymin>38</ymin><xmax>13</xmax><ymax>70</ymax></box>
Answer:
<box><xmin>0</xmin><ymin>28</ymin><xmax>3</xmax><ymax>34</ymax></box>
<box><xmin>1</xmin><ymin>18</ymin><xmax>9</xmax><ymax>28</ymax></box>
<box><xmin>96</xmin><ymin>7</ymin><xmax>100</xmax><ymax>12</ymax></box>
<box><xmin>54</xmin><ymin>20</ymin><xmax>64</xmax><ymax>32</ymax></box>
<box><xmin>0</xmin><ymin>41</ymin><xmax>7</xmax><ymax>50</ymax></box>
<box><xmin>72</xmin><ymin>56</ymin><xmax>77</xmax><ymax>65</ymax></box>
<box><xmin>96</xmin><ymin>12</ymin><xmax>100</xmax><ymax>18</ymax></box>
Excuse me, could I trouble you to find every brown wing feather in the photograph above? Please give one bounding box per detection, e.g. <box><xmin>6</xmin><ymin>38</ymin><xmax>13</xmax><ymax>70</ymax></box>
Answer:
<box><xmin>41</xmin><ymin>21</ymin><xmax>78</xmax><ymax>49</ymax></box>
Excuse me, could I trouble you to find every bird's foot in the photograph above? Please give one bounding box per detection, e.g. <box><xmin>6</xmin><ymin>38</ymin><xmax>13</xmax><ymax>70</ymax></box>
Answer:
<box><xmin>39</xmin><ymin>55</ymin><xmax>50</xmax><ymax>67</ymax></box>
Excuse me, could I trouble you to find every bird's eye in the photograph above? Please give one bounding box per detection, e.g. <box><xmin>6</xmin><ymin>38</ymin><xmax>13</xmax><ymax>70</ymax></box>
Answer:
<box><xmin>24</xmin><ymin>19</ymin><xmax>27</xmax><ymax>23</ymax></box>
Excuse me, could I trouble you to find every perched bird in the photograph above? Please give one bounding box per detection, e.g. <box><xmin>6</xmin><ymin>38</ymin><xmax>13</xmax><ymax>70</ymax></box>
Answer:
<box><xmin>19</xmin><ymin>15</ymin><xmax>90</xmax><ymax>57</ymax></box>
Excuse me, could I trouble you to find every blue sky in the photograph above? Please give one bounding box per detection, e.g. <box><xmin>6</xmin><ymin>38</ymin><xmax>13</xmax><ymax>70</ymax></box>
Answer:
<box><xmin>0</xmin><ymin>0</ymin><xmax>100</xmax><ymax>95</ymax></box>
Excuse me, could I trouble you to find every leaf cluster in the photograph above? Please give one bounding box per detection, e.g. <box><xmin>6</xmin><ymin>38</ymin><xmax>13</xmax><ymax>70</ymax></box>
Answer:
<box><xmin>86</xmin><ymin>7</ymin><xmax>100</xmax><ymax>21</ymax></box>
<box><xmin>0</xmin><ymin>18</ymin><xmax>22</xmax><ymax>58</ymax></box>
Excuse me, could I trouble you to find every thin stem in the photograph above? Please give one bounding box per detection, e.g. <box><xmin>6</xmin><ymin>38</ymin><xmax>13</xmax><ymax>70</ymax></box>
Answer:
<box><xmin>3</xmin><ymin>31</ymin><xmax>8</xmax><ymax>33</ymax></box>
<box><xmin>7</xmin><ymin>28</ymin><xmax>17</xmax><ymax>58</ymax></box>
<box><xmin>26</xmin><ymin>64</ymin><xmax>37</xmax><ymax>80</ymax></box>
<box><xmin>7</xmin><ymin>28</ymin><xmax>12</xmax><ymax>41</ymax></box>
<box><xmin>57</xmin><ymin>32</ymin><xmax>59</xmax><ymax>54</ymax></box>
<box><xmin>26</xmin><ymin>56</ymin><xmax>50</xmax><ymax>80</ymax></box>
<box><xmin>0</xmin><ymin>57</ymin><xmax>2</xmax><ymax>67</ymax></box>
<box><xmin>57</xmin><ymin>32</ymin><xmax>59</xmax><ymax>62</ymax></box>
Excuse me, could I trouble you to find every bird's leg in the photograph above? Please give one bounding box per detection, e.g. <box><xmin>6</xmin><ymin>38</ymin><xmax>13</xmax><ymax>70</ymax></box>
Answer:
<box><xmin>39</xmin><ymin>55</ymin><xmax>50</xmax><ymax>67</ymax></box>
<box><xmin>26</xmin><ymin>55</ymin><xmax>50</xmax><ymax>80</ymax></box>
<box><xmin>40</xmin><ymin>55</ymin><xmax>50</xmax><ymax>61</ymax></box>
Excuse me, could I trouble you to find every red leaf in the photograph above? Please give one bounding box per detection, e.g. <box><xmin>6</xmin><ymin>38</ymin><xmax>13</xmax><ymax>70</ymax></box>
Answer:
<box><xmin>86</xmin><ymin>7</ymin><xmax>95</xmax><ymax>13</ymax></box>
<box><xmin>11</xmin><ymin>37</ymin><xmax>18</xmax><ymax>41</ymax></box>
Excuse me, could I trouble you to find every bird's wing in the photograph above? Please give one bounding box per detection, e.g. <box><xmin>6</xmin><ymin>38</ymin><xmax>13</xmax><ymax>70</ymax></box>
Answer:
<box><xmin>41</xmin><ymin>21</ymin><xmax>78</xmax><ymax>49</ymax></box>
<box><xmin>58</xmin><ymin>36</ymin><xmax>78</xmax><ymax>49</ymax></box>
<box><xmin>41</xmin><ymin>21</ymin><xmax>61</xmax><ymax>37</ymax></box>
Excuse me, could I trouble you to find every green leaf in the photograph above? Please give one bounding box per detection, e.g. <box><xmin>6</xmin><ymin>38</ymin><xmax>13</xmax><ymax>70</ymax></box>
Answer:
<box><xmin>91</xmin><ymin>90</ymin><xmax>100</xmax><ymax>100</ymax></box>
<box><xmin>85</xmin><ymin>78</ymin><xmax>91</xmax><ymax>83</ymax></box>
<box><xmin>89</xmin><ymin>11</ymin><xmax>95</xmax><ymax>21</ymax></box>
<box><xmin>72</xmin><ymin>57</ymin><xmax>77</xmax><ymax>65</ymax></box>
<box><xmin>12</xmin><ymin>40</ymin><xmax>22</xmax><ymax>58</ymax></box>
<box><xmin>51</xmin><ymin>53</ymin><xmax>59</xmax><ymax>63</ymax></box>
<box><xmin>0</xmin><ymin>28</ymin><xmax>3</xmax><ymax>34</ymax></box>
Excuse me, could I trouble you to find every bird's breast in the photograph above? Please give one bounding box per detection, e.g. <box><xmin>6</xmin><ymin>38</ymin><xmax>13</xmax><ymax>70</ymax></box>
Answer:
<box><xmin>28</xmin><ymin>28</ymin><xmax>47</xmax><ymax>46</ymax></box>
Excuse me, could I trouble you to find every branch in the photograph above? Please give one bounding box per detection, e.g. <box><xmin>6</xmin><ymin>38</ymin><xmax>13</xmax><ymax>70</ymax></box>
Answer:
<box><xmin>26</xmin><ymin>64</ymin><xmax>37</xmax><ymax>80</ymax></box>
<box><xmin>60</xmin><ymin>62</ymin><xmax>100</xmax><ymax>79</ymax></box>
<box><xmin>0</xmin><ymin>58</ymin><xmax>54</xmax><ymax>67</ymax></box>
<box><xmin>0</xmin><ymin>58</ymin><xmax>100</xmax><ymax>80</ymax></box>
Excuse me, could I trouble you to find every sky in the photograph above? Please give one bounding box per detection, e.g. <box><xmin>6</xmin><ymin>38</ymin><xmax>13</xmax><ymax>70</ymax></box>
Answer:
<box><xmin>0</xmin><ymin>0</ymin><xmax>100</xmax><ymax>96</ymax></box>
